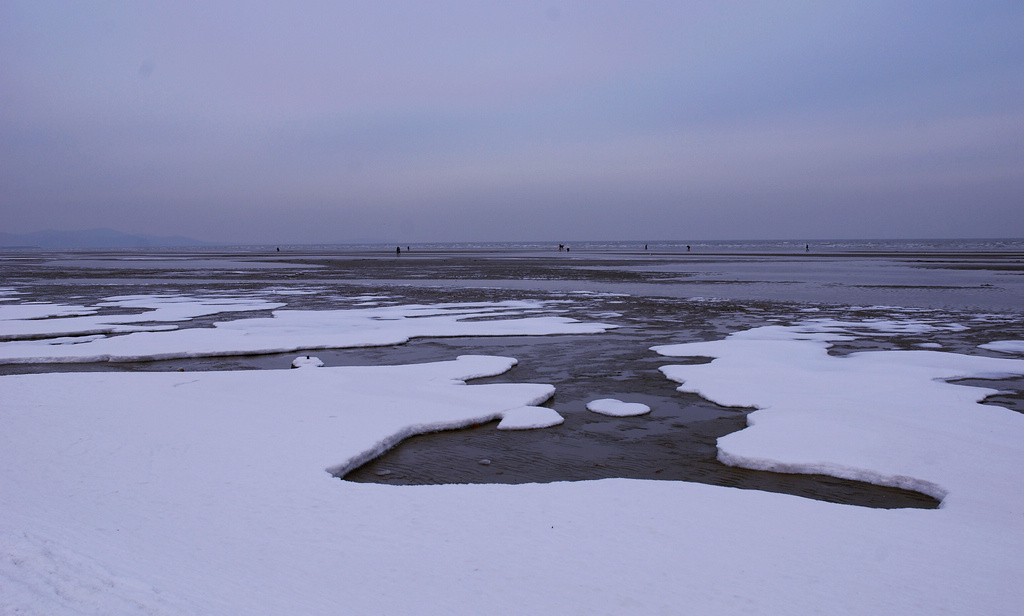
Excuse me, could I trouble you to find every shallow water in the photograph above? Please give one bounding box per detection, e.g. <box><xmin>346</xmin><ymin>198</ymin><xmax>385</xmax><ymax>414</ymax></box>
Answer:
<box><xmin>337</xmin><ymin>335</ymin><xmax>943</xmax><ymax>509</ymax></box>
<box><xmin>3</xmin><ymin>245</ymin><xmax>1023</xmax><ymax>508</ymax></box>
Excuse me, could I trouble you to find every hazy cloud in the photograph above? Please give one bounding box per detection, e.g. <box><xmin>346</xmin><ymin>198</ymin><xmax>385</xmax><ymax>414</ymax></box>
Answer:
<box><xmin>2</xmin><ymin>1</ymin><xmax>1022</xmax><ymax>243</ymax></box>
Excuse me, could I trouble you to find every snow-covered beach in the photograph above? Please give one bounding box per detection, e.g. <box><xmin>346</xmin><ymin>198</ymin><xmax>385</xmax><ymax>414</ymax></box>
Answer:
<box><xmin>3</xmin><ymin>244</ymin><xmax>1024</xmax><ymax>614</ymax></box>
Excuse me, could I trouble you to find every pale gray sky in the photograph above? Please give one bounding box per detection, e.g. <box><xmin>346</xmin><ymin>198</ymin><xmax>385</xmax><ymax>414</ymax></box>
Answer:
<box><xmin>2</xmin><ymin>1</ymin><xmax>1022</xmax><ymax>244</ymax></box>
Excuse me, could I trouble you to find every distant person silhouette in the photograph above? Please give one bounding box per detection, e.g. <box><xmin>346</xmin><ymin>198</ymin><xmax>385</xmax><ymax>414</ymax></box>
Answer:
<box><xmin>396</xmin><ymin>246</ymin><xmax>401</xmax><ymax>256</ymax></box>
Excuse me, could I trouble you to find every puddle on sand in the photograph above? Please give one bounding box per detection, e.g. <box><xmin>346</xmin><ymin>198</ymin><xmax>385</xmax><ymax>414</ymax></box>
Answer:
<box><xmin>341</xmin><ymin>397</ymin><xmax>940</xmax><ymax>509</ymax></box>
<box><xmin>339</xmin><ymin>336</ymin><xmax>941</xmax><ymax>510</ymax></box>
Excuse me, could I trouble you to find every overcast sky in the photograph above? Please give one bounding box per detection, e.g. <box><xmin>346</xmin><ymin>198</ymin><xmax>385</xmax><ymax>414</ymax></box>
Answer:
<box><xmin>2</xmin><ymin>1</ymin><xmax>1022</xmax><ymax>244</ymax></box>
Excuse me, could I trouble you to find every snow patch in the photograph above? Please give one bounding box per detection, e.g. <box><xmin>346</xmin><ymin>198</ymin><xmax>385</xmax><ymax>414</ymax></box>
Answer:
<box><xmin>586</xmin><ymin>398</ymin><xmax>652</xmax><ymax>417</ymax></box>
<box><xmin>0</xmin><ymin>295</ymin><xmax>283</xmax><ymax>342</ymax></box>
<box><xmin>654</xmin><ymin>319</ymin><xmax>1024</xmax><ymax>515</ymax></box>
<box><xmin>292</xmin><ymin>355</ymin><xmax>324</xmax><ymax>368</ymax></box>
<box><xmin>981</xmin><ymin>340</ymin><xmax>1024</xmax><ymax>355</ymax></box>
<box><xmin>496</xmin><ymin>405</ymin><xmax>564</xmax><ymax>429</ymax></box>
<box><xmin>0</xmin><ymin>298</ymin><xmax>615</xmax><ymax>363</ymax></box>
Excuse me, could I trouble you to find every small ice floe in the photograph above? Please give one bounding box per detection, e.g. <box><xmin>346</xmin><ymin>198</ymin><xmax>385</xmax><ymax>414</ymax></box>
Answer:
<box><xmin>918</xmin><ymin>342</ymin><xmax>943</xmax><ymax>349</ymax></box>
<box><xmin>291</xmin><ymin>355</ymin><xmax>324</xmax><ymax>368</ymax></box>
<box><xmin>586</xmin><ymin>398</ymin><xmax>652</xmax><ymax>417</ymax></box>
<box><xmin>496</xmin><ymin>406</ymin><xmax>564</xmax><ymax>430</ymax></box>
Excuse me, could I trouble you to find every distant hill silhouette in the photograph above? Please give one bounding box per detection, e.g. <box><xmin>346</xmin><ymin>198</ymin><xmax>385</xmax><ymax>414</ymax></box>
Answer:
<box><xmin>0</xmin><ymin>228</ymin><xmax>215</xmax><ymax>249</ymax></box>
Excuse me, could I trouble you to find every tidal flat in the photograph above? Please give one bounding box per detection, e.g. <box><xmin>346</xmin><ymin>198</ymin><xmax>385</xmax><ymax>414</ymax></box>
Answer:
<box><xmin>4</xmin><ymin>243</ymin><xmax>1022</xmax><ymax>507</ymax></box>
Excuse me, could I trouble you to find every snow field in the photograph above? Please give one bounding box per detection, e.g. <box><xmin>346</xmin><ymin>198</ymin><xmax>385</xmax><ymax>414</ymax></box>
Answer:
<box><xmin>2</xmin><ymin>304</ymin><xmax>1024</xmax><ymax>614</ymax></box>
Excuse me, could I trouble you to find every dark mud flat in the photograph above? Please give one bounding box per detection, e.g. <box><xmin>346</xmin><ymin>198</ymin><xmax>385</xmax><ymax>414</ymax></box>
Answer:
<box><xmin>5</xmin><ymin>247</ymin><xmax>1024</xmax><ymax>510</ymax></box>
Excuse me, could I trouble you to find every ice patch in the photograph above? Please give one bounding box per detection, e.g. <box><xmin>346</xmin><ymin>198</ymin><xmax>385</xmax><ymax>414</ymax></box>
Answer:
<box><xmin>586</xmin><ymin>398</ymin><xmax>652</xmax><ymax>417</ymax></box>
<box><xmin>496</xmin><ymin>405</ymin><xmax>564</xmax><ymax>430</ymax></box>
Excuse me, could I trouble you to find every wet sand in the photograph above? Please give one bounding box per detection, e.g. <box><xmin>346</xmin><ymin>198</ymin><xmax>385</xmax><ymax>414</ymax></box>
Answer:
<box><xmin>3</xmin><ymin>247</ymin><xmax>1023</xmax><ymax>509</ymax></box>
<box><xmin>9</xmin><ymin>244</ymin><xmax>1024</xmax><ymax>310</ymax></box>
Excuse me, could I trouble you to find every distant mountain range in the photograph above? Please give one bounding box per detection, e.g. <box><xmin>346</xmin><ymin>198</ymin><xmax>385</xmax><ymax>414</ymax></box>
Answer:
<box><xmin>0</xmin><ymin>228</ymin><xmax>215</xmax><ymax>249</ymax></box>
